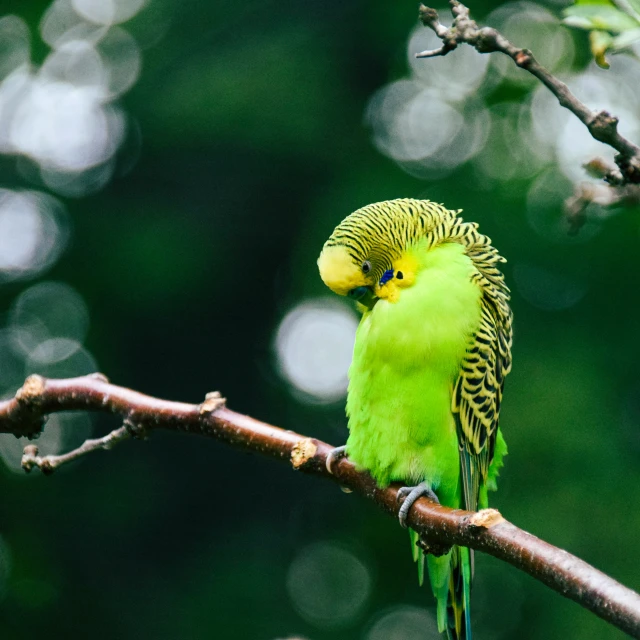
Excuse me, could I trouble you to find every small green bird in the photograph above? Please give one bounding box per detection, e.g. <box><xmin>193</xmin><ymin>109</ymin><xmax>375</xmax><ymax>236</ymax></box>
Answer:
<box><xmin>317</xmin><ymin>199</ymin><xmax>512</xmax><ymax>639</ymax></box>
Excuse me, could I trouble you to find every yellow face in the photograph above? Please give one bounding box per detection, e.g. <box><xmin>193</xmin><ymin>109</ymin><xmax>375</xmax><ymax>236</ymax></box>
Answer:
<box><xmin>374</xmin><ymin>253</ymin><xmax>417</xmax><ymax>303</ymax></box>
<box><xmin>317</xmin><ymin>245</ymin><xmax>370</xmax><ymax>296</ymax></box>
<box><xmin>317</xmin><ymin>245</ymin><xmax>417</xmax><ymax>305</ymax></box>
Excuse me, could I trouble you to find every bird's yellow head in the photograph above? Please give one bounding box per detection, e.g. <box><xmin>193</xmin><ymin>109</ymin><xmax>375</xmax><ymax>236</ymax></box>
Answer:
<box><xmin>317</xmin><ymin>244</ymin><xmax>370</xmax><ymax>297</ymax></box>
<box><xmin>318</xmin><ymin>200</ymin><xmax>427</xmax><ymax>306</ymax></box>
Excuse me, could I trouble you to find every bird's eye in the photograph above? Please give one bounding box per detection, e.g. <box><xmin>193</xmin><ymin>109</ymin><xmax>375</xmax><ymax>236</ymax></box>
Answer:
<box><xmin>362</xmin><ymin>260</ymin><xmax>372</xmax><ymax>274</ymax></box>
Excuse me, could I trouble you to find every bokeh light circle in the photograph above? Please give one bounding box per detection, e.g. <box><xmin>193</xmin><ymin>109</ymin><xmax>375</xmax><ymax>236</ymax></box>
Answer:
<box><xmin>474</xmin><ymin>102</ymin><xmax>547</xmax><ymax>183</ymax></box>
<box><xmin>97</xmin><ymin>27</ymin><xmax>141</xmax><ymax>97</ymax></box>
<box><xmin>486</xmin><ymin>2</ymin><xmax>575</xmax><ymax>86</ymax></box>
<box><xmin>275</xmin><ymin>299</ymin><xmax>357</xmax><ymax>403</ymax></box>
<box><xmin>0</xmin><ymin>190</ymin><xmax>69</xmax><ymax>282</ymax></box>
<box><xmin>408</xmin><ymin>23</ymin><xmax>490</xmax><ymax>101</ymax></box>
<box><xmin>25</xmin><ymin>342</ymin><xmax>97</xmax><ymax>379</ymax></box>
<box><xmin>9</xmin><ymin>77</ymin><xmax>126</xmax><ymax>173</ymax></box>
<box><xmin>0</xmin><ymin>16</ymin><xmax>31</xmax><ymax>81</ymax></box>
<box><xmin>366</xmin><ymin>605</ymin><xmax>440</xmax><ymax>640</ymax></box>
<box><xmin>286</xmin><ymin>541</ymin><xmax>372</xmax><ymax>628</ymax></box>
<box><xmin>526</xmin><ymin>169</ymin><xmax>604</xmax><ymax>243</ymax></box>
<box><xmin>0</xmin><ymin>0</ymin><xmax>143</xmax><ymax>196</ymax></box>
<box><xmin>72</xmin><ymin>0</ymin><xmax>148</xmax><ymax>27</ymax></box>
<box><xmin>10</xmin><ymin>281</ymin><xmax>90</xmax><ymax>354</ymax></box>
<box><xmin>513</xmin><ymin>262</ymin><xmax>588</xmax><ymax>311</ymax></box>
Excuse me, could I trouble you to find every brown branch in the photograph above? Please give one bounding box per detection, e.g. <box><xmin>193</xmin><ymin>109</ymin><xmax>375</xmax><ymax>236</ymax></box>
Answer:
<box><xmin>416</xmin><ymin>1</ymin><xmax>640</xmax><ymax>185</ymax></box>
<box><xmin>563</xmin><ymin>158</ymin><xmax>640</xmax><ymax>233</ymax></box>
<box><xmin>1</xmin><ymin>376</ymin><xmax>640</xmax><ymax>635</ymax></box>
<box><xmin>21</xmin><ymin>426</ymin><xmax>131</xmax><ymax>474</ymax></box>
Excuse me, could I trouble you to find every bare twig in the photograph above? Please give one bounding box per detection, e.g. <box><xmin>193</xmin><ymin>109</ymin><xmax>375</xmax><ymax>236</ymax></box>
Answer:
<box><xmin>21</xmin><ymin>426</ymin><xmax>131</xmax><ymax>474</ymax></box>
<box><xmin>416</xmin><ymin>1</ymin><xmax>640</xmax><ymax>185</ymax></box>
<box><xmin>1</xmin><ymin>374</ymin><xmax>640</xmax><ymax>637</ymax></box>
<box><xmin>564</xmin><ymin>158</ymin><xmax>640</xmax><ymax>232</ymax></box>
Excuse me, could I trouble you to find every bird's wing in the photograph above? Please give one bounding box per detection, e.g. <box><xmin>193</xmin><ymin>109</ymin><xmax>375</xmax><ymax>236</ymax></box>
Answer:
<box><xmin>452</xmin><ymin>284</ymin><xmax>512</xmax><ymax>513</ymax></box>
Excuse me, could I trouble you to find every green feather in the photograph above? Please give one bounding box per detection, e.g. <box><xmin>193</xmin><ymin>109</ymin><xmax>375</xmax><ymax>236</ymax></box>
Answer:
<box><xmin>346</xmin><ymin>241</ymin><xmax>481</xmax><ymax>490</ymax></box>
<box><xmin>347</xmin><ymin>240</ymin><xmax>480</xmax><ymax>637</ymax></box>
<box><xmin>409</xmin><ymin>528</ymin><xmax>425</xmax><ymax>586</ymax></box>
<box><xmin>318</xmin><ymin>199</ymin><xmax>512</xmax><ymax>639</ymax></box>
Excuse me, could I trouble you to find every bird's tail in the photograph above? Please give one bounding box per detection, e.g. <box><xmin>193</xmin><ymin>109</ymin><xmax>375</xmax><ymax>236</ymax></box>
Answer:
<box><xmin>411</xmin><ymin>538</ymin><xmax>472</xmax><ymax>640</ymax></box>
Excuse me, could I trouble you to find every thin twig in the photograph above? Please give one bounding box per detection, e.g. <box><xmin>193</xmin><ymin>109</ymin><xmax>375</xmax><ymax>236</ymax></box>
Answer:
<box><xmin>1</xmin><ymin>374</ymin><xmax>640</xmax><ymax>637</ymax></box>
<box><xmin>21</xmin><ymin>426</ymin><xmax>131</xmax><ymax>474</ymax></box>
<box><xmin>416</xmin><ymin>1</ymin><xmax>640</xmax><ymax>185</ymax></box>
<box><xmin>564</xmin><ymin>158</ymin><xmax>640</xmax><ymax>232</ymax></box>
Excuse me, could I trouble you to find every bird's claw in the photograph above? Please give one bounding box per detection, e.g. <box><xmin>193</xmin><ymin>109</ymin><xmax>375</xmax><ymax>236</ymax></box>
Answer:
<box><xmin>396</xmin><ymin>481</ymin><xmax>440</xmax><ymax>528</ymax></box>
<box><xmin>326</xmin><ymin>445</ymin><xmax>347</xmax><ymax>474</ymax></box>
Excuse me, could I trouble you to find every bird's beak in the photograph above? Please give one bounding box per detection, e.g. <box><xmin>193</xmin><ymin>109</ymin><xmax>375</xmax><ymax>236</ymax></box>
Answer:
<box><xmin>359</xmin><ymin>287</ymin><xmax>378</xmax><ymax>310</ymax></box>
<box><xmin>347</xmin><ymin>286</ymin><xmax>378</xmax><ymax>310</ymax></box>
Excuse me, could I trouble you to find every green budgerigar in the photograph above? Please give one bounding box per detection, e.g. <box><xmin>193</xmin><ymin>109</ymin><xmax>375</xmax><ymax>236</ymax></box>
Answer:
<box><xmin>317</xmin><ymin>199</ymin><xmax>513</xmax><ymax>639</ymax></box>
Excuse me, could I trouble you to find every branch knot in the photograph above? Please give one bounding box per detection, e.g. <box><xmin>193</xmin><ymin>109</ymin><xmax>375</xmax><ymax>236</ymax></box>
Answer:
<box><xmin>123</xmin><ymin>417</ymin><xmax>148</xmax><ymax>440</ymax></box>
<box><xmin>199</xmin><ymin>391</ymin><xmax>227</xmax><ymax>415</ymax></box>
<box><xmin>616</xmin><ymin>154</ymin><xmax>640</xmax><ymax>184</ymax></box>
<box><xmin>418</xmin><ymin>4</ymin><xmax>439</xmax><ymax>26</ymax></box>
<box><xmin>473</xmin><ymin>28</ymin><xmax>499</xmax><ymax>53</ymax></box>
<box><xmin>16</xmin><ymin>375</ymin><xmax>46</xmax><ymax>405</ymax></box>
<box><xmin>8</xmin><ymin>375</ymin><xmax>48</xmax><ymax>439</ymax></box>
<box><xmin>466</xmin><ymin>508</ymin><xmax>504</xmax><ymax>530</ymax></box>
<box><xmin>514</xmin><ymin>48</ymin><xmax>533</xmax><ymax>68</ymax></box>
<box><xmin>588</xmin><ymin>110</ymin><xmax>619</xmax><ymax>143</ymax></box>
<box><xmin>417</xmin><ymin>534</ymin><xmax>451</xmax><ymax>557</ymax></box>
<box><xmin>291</xmin><ymin>438</ymin><xmax>318</xmax><ymax>469</ymax></box>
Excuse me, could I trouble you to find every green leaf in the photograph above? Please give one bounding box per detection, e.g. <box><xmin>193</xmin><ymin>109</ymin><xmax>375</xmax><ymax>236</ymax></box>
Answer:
<box><xmin>626</xmin><ymin>0</ymin><xmax>640</xmax><ymax>19</ymax></box>
<box><xmin>610</xmin><ymin>26</ymin><xmax>640</xmax><ymax>49</ymax></box>
<box><xmin>590</xmin><ymin>30</ymin><xmax>613</xmax><ymax>67</ymax></box>
<box><xmin>572</xmin><ymin>0</ymin><xmax>615</xmax><ymax>6</ymax></box>
<box><xmin>562</xmin><ymin>5</ymin><xmax>640</xmax><ymax>33</ymax></box>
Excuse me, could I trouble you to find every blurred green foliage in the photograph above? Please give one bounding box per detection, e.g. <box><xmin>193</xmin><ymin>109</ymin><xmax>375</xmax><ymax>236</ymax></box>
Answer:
<box><xmin>563</xmin><ymin>0</ymin><xmax>640</xmax><ymax>67</ymax></box>
<box><xmin>1</xmin><ymin>0</ymin><xmax>640</xmax><ymax>639</ymax></box>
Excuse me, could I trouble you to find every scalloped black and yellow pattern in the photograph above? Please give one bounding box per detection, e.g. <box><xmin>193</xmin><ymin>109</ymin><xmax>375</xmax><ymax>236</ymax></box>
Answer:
<box><xmin>326</xmin><ymin>198</ymin><xmax>513</xmax><ymax>512</ymax></box>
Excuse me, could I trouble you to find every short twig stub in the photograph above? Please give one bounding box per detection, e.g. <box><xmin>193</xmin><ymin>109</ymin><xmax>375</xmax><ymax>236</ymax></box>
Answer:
<box><xmin>467</xmin><ymin>508</ymin><xmax>504</xmax><ymax>529</ymax></box>
<box><xmin>200</xmin><ymin>391</ymin><xmax>227</xmax><ymax>414</ymax></box>
<box><xmin>291</xmin><ymin>438</ymin><xmax>318</xmax><ymax>469</ymax></box>
<box><xmin>16</xmin><ymin>375</ymin><xmax>46</xmax><ymax>404</ymax></box>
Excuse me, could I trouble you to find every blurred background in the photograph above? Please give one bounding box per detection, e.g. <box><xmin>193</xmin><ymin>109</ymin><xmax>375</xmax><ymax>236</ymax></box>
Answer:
<box><xmin>0</xmin><ymin>0</ymin><xmax>639</xmax><ymax>638</ymax></box>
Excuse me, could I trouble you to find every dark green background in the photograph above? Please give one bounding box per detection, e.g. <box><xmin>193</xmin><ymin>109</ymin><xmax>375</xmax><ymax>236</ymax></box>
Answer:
<box><xmin>1</xmin><ymin>0</ymin><xmax>639</xmax><ymax>638</ymax></box>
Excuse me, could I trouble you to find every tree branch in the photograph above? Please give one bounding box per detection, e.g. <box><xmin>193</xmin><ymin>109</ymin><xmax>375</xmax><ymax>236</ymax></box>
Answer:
<box><xmin>21</xmin><ymin>426</ymin><xmax>131</xmax><ymax>474</ymax></box>
<box><xmin>1</xmin><ymin>374</ymin><xmax>640</xmax><ymax>637</ymax></box>
<box><xmin>416</xmin><ymin>1</ymin><xmax>640</xmax><ymax>185</ymax></box>
<box><xmin>564</xmin><ymin>158</ymin><xmax>640</xmax><ymax>233</ymax></box>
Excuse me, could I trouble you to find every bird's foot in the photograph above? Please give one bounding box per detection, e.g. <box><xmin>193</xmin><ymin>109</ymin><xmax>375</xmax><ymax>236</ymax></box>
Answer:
<box><xmin>325</xmin><ymin>445</ymin><xmax>347</xmax><ymax>474</ymax></box>
<box><xmin>397</xmin><ymin>482</ymin><xmax>440</xmax><ymax>528</ymax></box>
